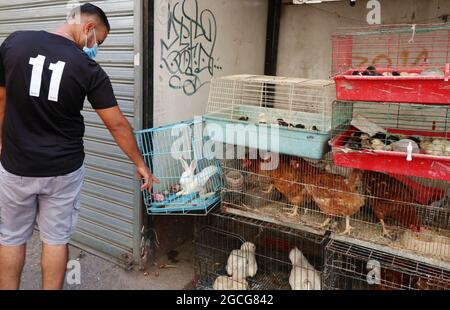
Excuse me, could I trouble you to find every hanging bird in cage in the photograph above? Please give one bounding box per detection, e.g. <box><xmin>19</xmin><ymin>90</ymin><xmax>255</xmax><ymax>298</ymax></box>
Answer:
<box><xmin>289</xmin><ymin>247</ymin><xmax>321</xmax><ymax>290</ymax></box>
<box><xmin>177</xmin><ymin>159</ymin><xmax>220</xmax><ymax>197</ymax></box>
<box><xmin>225</xmin><ymin>242</ymin><xmax>258</xmax><ymax>280</ymax></box>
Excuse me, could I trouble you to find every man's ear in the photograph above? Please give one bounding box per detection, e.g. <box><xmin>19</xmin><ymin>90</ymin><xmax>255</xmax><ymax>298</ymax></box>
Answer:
<box><xmin>84</xmin><ymin>21</ymin><xmax>96</xmax><ymax>34</ymax></box>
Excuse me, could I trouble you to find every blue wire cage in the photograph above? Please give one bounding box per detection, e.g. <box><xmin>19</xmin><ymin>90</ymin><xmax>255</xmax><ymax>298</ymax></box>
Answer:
<box><xmin>135</xmin><ymin>119</ymin><xmax>222</xmax><ymax>215</ymax></box>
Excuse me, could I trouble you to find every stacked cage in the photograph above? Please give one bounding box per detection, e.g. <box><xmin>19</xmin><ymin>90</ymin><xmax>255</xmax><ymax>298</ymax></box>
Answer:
<box><xmin>194</xmin><ymin>211</ymin><xmax>326</xmax><ymax>290</ymax></box>
<box><xmin>199</xmin><ymin>75</ymin><xmax>337</xmax><ymax>290</ymax></box>
<box><xmin>205</xmin><ymin>75</ymin><xmax>341</xmax><ymax>230</ymax></box>
<box><xmin>322</xmin><ymin>23</ymin><xmax>450</xmax><ymax>289</ymax></box>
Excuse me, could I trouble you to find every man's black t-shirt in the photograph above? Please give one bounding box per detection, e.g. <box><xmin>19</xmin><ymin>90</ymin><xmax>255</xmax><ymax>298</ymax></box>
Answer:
<box><xmin>0</xmin><ymin>31</ymin><xmax>118</xmax><ymax>177</ymax></box>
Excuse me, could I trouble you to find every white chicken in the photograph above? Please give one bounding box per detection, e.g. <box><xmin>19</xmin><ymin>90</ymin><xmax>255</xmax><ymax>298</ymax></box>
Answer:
<box><xmin>289</xmin><ymin>247</ymin><xmax>321</xmax><ymax>290</ymax></box>
<box><xmin>213</xmin><ymin>276</ymin><xmax>249</xmax><ymax>290</ymax></box>
<box><xmin>225</xmin><ymin>242</ymin><xmax>258</xmax><ymax>279</ymax></box>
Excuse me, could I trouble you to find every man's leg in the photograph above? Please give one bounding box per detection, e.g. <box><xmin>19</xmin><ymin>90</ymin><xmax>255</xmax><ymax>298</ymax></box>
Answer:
<box><xmin>38</xmin><ymin>165</ymin><xmax>84</xmax><ymax>290</ymax></box>
<box><xmin>41</xmin><ymin>243</ymin><xmax>68</xmax><ymax>290</ymax></box>
<box><xmin>0</xmin><ymin>162</ymin><xmax>38</xmax><ymax>290</ymax></box>
<box><xmin>0</xmin><ymin>245</ymin><xmax>26</xmax><ymax>290</ymax></box>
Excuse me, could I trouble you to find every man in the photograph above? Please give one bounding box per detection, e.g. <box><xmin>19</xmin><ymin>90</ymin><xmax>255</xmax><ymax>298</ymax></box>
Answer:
<box><xmin>0</xmin><ymin>3</ymin><xmax>158</xmax><ymax>290</ymax></box>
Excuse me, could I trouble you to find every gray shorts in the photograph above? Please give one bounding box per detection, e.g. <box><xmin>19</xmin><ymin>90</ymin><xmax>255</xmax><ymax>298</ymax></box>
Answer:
<box><xmin>0</xmin><ymin>162</ymin><xmax>84</xmax><ymax>246</ymax></box>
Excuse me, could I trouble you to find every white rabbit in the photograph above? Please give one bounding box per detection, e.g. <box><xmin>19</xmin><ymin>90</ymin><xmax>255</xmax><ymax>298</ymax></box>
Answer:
<box><xmin>289</xmin><ymin>247</ymin><xmax>321</xmax><ymax>290</ymax></box>
<box><xmin>226</xmin><ymin>242</ymin><xmax>258</xmax><ymax>280</ymax></box>
<box><xmin>177</xmin><ymin>159</ymin><xmax>219</xmax><ymax>197</ymax></box>
<box><xmin>213</xmin><ymin>276</ymin><xmax>249</xmax><ymax>290</ymax></box>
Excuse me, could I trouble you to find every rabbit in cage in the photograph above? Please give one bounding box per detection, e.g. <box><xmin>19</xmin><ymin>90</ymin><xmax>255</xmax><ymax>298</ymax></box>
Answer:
<box><xmin>226</xmin><ymin>242</ymin><xmax>258</xmax><ymax>279</ymax></box>
<box><xmin>177</xmin><ymin>159</ymin><xmax>219</xmax><ymax>197</ymax></box>
<box><xmin>289</xmin><ymin>247</ymin><xmax>321</xmax><ymax>290</ymax></box>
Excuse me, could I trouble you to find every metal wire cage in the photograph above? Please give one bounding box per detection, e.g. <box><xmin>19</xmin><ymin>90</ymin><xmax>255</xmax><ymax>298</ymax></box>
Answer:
<box><xmin>332</xmin><ymin>23</ymin><xmax>450</xmax><ymax>76</ymax></box>
<box><xmin>330</xmin><ymin>101</ymin><xmax>450</xmax><ymax>181</ymax></box>
<box><xmin>204</xmin><ymin>75</ymin><xmax>336</xmax><ymax>159</ymax></box>
<box><xmin>323</xmin><ymin>240</ymin><xmax>450</xmax><ymax>290</ymax></box>
<box><xmin>194</xmin><ymin>211</ymin><xmax>327</xmax><ymax>290</ymax></box>
<box><xmin>135</xmin><ymin>120</ymin><xmax>222</xmax><ymax>215</ymax></box>
<box><xmin>331</xmin><ymin>23</ymin><xmax>450</xmax><ymax>104</ymax></box>
<box><xmin>219</xmin><ymin>144</ymin><xmax>450</xmax><ymax>262</ymax></box>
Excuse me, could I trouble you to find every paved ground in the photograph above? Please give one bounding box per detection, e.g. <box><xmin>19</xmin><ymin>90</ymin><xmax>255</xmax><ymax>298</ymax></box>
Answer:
<box><xmin>20</xmin><ymin>231</ymin><xmax>195</xmax><ymax>290</ymax></box>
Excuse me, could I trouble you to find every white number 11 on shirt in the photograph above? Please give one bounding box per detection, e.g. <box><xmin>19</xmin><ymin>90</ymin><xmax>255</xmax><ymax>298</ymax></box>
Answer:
<box><xmin>29</xmin><ymin>55</ymin><xmax>66</xmax><ymax>102</ymax></box>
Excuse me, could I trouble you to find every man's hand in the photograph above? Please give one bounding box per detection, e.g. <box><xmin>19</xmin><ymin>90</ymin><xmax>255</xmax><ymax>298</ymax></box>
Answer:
<box><xmin>136</xmin><ymin>164</ymin><xmax>160</xmax><ymax>192</ymax></box>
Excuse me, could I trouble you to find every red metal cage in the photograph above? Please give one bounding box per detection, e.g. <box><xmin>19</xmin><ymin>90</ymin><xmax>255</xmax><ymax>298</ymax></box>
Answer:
<box><xmin>332</xmin><ymin>24</ymin><xmax>450</xmax><ymax>104</ymax></box>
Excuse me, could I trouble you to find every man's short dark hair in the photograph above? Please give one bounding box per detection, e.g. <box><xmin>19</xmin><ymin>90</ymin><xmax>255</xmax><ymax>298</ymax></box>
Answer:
<box><xmin>70</xmin><ymin>3</ymin><xmax>111</xmax><ymax>32</ymax></box>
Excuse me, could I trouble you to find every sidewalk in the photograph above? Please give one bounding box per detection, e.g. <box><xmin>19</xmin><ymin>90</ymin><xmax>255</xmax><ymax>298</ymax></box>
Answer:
<box><xmin>20</xmin><ymin>231</ymin><xmax>195</xmax><ymax>290</ymax></box>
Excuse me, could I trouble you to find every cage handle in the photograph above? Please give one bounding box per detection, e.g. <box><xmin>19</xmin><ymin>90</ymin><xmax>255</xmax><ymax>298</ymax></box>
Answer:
<box><xmin>445</xmin><ymin>63</ymin><xmax>450</xmax><ymax>82</ymax></box>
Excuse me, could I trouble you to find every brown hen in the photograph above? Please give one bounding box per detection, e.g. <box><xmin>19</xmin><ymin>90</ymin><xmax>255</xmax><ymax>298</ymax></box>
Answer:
<box><xmin>363</xmin><ymin>171</ymin><xmax>421</xmax><ymax>238</ymax></box>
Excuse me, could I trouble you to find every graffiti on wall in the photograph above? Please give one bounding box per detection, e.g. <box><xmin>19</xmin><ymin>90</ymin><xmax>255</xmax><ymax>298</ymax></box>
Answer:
<box><xmin>160</xmin><ymin>0</ymin><xmax>222</xmax><ymax>96</ymax></box>
<box><xmin>353</xmin><ymin>48</ymin><xmax>429</xmax><ymax>68</ymax></box>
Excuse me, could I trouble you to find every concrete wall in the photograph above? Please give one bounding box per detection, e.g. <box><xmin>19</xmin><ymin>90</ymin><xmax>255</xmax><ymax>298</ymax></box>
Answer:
<box><xmin>154</xmin><ymin>0</ymin><xmax>268</xmax><ymax>126</ymax></box>
<box><xmin>277</xmin><ymin>0</ymin><xmax>450</xmax><ymax>79</ymax></box>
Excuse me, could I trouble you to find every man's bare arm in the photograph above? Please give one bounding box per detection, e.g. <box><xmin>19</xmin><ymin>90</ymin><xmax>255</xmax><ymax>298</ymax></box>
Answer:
<box><xmin>95</xmin><ymin>106</ymin><xmax>159</xmax><ymax>191</ymax></box>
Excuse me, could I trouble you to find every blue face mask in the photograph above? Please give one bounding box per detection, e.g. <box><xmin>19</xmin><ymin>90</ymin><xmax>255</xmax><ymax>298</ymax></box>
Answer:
<box><xmin>83</xmin><ymin>29</ymin><xmax>98</xmax><ymax>60</ymax></box>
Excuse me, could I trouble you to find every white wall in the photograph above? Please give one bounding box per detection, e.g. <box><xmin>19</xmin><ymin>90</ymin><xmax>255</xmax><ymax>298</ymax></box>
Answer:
<box><xmin>154</xmin><ymin>0</ymin><xmax>268</xmax><ymax>126</ymax></box>
<box><xmin>277</xmin><ymin>0</ymin><xmax>450</xmax><ymax>79</ymax></box>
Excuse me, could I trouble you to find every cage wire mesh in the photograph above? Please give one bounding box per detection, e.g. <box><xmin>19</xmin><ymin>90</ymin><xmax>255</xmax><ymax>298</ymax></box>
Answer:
<box><xmin>332</xmin><ymin>23</ymin><xmax>450</xmax><ymax>76</ymax></box>
<box><xmin>219</xmin><ymin>143</ymin><xmax>450</xmax><ymax>262</ymax></box>
<box><xmin>330</xmin><ymin>101</ymin><xmax>450</xmax><ymax>181</ymax></box>
<box><xmin>323</xmin><ymin>240</ymin><xmax>450</xmax><ymax>290</ymax></box>
<box><xmin>204</xmin><ymin>75</ymin><xmax>336</xmax><ymax>159</ymax></box>
<box><xmin>194</xmin><ymin>210</ymin><xmax>326</xmax><ymax>290</ymax></box>
<box><xmin>135</xmin><ymin>120</ymin><xmax>222</xmax><ymax>215</ymax></box>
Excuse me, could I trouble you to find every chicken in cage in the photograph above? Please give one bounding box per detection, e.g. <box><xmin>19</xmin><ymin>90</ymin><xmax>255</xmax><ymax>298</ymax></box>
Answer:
<box><xmin>204</xmin><ymin>75</ymin><xmax>336</xmax><ymax>160</ymax></box>
<box><xmin>331</xmin><ymin>101</ymin><xmax>450</xmax><ymax>181</ymax></box>
<box><xmin>220</xmin><ymin>144</ymin><xmax>450</xmax><ymax>261</ymax></box>
<box><xmin>323</xmin><ymin>240</ymin><xmax>450</xmax><ymax>290</ymax></box>
<box><xmin>135</xmin><ymin>120</ymin><xmax>222</xmax><ymax>215</ymax></box>
<box><xmin>332</xmin><ymin>23</ymin><xmax>450</xmax><ymax>104</ymax></box>
<box><xmin>219</xmin><ymin>144</ymin><xmax>366</xmax><ymax>236</ymax></box>
<box><xmin>194</xmin><ymin>211</ymin><xmax>326</xmax><ymax>290</ymax></box>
